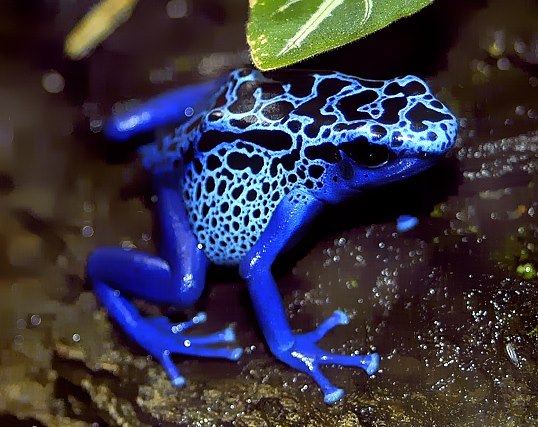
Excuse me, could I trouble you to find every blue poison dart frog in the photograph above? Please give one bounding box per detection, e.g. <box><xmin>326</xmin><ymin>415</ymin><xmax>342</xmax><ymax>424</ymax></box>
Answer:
<box><xmin>88</xmin><ymin>68</ymin><xmax>458</xmax><ymax>404</ymax></box>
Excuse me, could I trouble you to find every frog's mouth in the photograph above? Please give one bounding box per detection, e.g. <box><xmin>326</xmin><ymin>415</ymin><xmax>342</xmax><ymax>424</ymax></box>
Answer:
<box><xmin>351</xmin><ymin>154</ymin><xmax>441</xmax><ymax>189</ymax></box>
<box><xmin>395</xmin><ymin>154</ymin><xmax>441</xmax><ymax>177</ymax></box>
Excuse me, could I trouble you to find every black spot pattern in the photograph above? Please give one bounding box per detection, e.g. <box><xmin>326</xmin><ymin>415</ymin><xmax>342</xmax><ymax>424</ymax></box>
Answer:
<box><xmin>139</xmin><ymin>68</ymin><xmax>458</xmax><ymax>265</ymax></box>
<box><xmin>304</xmin><ymin>143</ymin><xmax>342</xmax><ymax>163</ymax></box>
<box><xmin>337</xmin><ymin>90</ymin><xmax>379</xmax><ymax>122</ymax></box>
<box><xmin>227</xmin><ymin>152</ymin><xmax>264</xmax><ymax>174</ymax></box>
<box><xmin>261</xmin><ymin>101</ymin><xmax>294</xmax><ymax>121</ymax></box>
<box><xmin>198</xmin><ymin>130</ymin><xmax>293</xmax><ymax>152</ymax></box>
<box><xmin>378</xmin><ymin>97</ymin><xmax>408</xmax><ymax>124</ymax></box>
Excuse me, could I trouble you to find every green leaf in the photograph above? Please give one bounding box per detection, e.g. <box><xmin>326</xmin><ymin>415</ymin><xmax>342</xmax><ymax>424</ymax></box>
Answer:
<box><xmin>247</xmin><ymin>0</ymin><xmax>434</xmax><ymax>70</ymax></box>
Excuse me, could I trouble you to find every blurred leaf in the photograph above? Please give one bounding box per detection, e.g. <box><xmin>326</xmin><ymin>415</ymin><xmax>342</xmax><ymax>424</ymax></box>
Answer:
<box><xmin>65</xmin><ymin>0</ymin><xmax>139</xmax><ymax>60</ymax></box>
<box><xmin>247</xmin><ymin>0</ymin><xmax>434</xmax><ymax>70</ymax></box>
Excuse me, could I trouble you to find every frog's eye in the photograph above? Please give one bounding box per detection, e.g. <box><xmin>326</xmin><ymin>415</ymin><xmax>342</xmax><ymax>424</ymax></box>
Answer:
<box><xmin>340</xmin><ymin>137</ymin><xmax>394</xmax><ymax>169</ymax></box>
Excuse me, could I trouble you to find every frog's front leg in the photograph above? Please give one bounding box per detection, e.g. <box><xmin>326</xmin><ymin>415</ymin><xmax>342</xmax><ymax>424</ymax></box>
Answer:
<box><xmin>239</xmin><ymin>189</ymin><xmax>379</xmax><ymax>404</ymax></box>
<box><xmin>87</xmin><ymin>172</ymin><xmax>242</xmax><ymax>386</ymax></box>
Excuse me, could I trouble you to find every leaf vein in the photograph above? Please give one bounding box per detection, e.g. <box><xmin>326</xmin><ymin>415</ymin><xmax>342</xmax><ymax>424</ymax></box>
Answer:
<box><xmin>277</xmin><ymin>0</ymin><xmax>345</xmax><ymax>56</ymax></box>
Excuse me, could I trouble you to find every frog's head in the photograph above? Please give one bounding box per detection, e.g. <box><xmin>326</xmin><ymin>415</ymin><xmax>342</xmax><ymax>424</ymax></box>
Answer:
<box><xmin>308</xmin><ymin>74</ymin><xmax>458</xmax><ymax>199</ymax></box>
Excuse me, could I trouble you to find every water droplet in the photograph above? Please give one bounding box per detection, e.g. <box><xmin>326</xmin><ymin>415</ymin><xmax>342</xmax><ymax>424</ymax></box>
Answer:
<box><xmin>30</xmin><ymin>314</ymin><xmax>41</xmax><ymax>326</ymax></box>
<box><xmin>42</xmin><ymin>70</ymin><xmax>65</xmax><ymax>93</ymax></box>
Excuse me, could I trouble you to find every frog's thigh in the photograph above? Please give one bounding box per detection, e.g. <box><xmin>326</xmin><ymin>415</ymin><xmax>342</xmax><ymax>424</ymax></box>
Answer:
<box><xmin>88</xmin><ymin>175</ymin><xmax>209</xmax><ymax>306</ymax></box>
<box><xmin>104</xmin><ymin>79</ymin><xmax>219</xmax><ymax>140</ymax></box>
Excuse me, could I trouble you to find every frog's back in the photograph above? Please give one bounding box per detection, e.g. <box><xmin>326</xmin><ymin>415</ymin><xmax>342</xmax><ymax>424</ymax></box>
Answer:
<box><xmin>142</xmin><ymin>68</ymin><xmax>457</xmax><ymax>265</ymax></box>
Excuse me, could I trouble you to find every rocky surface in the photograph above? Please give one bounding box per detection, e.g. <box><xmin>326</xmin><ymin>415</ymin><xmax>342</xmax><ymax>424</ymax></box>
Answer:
<box><xmin>0</xmin><ymin>0</ymin><xmax>537</xmax><ymax>425</ymax></box>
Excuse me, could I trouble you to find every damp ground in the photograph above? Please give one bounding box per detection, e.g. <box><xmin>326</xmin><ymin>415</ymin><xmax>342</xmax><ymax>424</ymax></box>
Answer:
<box><xmin>0</xmin><ymin>1</ymin><xmax>537</xmax><ymax>426</ymax></box>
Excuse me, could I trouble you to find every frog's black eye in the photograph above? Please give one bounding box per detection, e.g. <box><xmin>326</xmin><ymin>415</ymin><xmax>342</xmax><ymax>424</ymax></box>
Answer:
<box><xmin>340</xmin><ymin>137</ymin><xmax>394</xmax><ymax>168</ymax></box>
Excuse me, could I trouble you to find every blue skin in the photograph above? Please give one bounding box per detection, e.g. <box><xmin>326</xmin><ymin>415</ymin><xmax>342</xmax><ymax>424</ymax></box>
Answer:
<box><xmin>88</xmin><ymin>68</ymin><xmax>458</xmax><ymax>404</ymax></box>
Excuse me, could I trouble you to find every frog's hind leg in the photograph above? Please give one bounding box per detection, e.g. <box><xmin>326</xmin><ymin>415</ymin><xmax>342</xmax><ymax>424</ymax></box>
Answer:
<box><xmin>104</xmin><ymin>79</ymin><xmax>220</xmax><ymax>141</ymax></box>
<box><xmin>87</xmin><ymin>172</ymin><xmax>242</xmax><ymax>387</ymax></box>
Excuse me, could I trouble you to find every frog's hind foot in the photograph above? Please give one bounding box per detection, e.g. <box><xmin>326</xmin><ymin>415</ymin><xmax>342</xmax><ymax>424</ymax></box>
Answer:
<box><xmin>146</xmin><ymin>312</ymin><xmax>238</xmax><ymax>345</ymax></box>
<box><xmin>308</xmin><ymin>349</ymin><xmax>379</xmax><ymax>404</ymax></box>
<box><xmin>91</xmin><ymin>278</ymin><xmax>243</xmax><ymax>387</ymax></box>
<box><xmin>140</xmin><ymin>311</ymin><xmax>243</xmax><ymax>386</ymax></box>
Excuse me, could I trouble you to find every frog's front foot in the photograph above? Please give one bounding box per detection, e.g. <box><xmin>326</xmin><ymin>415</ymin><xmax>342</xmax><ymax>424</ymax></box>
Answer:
<box><xmin>273</xmin><ymin>310</ymin><xmax>379</xmax><ymax>404</ymax></box>
<box><xmin>136</xmin><ymin>311</ymin><xmax>243</xmax><ymax>387</ymax></box>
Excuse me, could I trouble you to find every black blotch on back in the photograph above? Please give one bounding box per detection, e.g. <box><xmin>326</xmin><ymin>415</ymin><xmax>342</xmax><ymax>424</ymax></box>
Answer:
<box><xmin>308</xmin><ymin>164</ymin><xmax>325</xmax><ymax>179</ymax></box>
<box><xmin>370</xmin><ymin>124</ymin><xmax>387</xmax><ymax>141</ymax></box>
<box><xmin>410</xmin><ymin>121</ymin><xmax>428</xmax><ymax>132</ymax></box>
<box><xmin>232</xmin><ymin>186</ymin><xmax>243</xmax><ymax>199</ymax></box>
<box><xmin>293</xmin><ymin>77</ymin><xmax>350</xmax><ymax>123</ymax></box>
<box><xmin>404</xmin><ymin>81</ymin><xmax>427</xmax><ymax>95</ymax></box>
<box><xmin>227</xmin><ymin>152</ymin><xmax>264</xmax><ymax>174</ymax></box>
<box><xmin>235</xmin><ymin>141</ymin><xmax>254</xmax><ymax>153</ymax></box>
<box><xmin>288</xmin><ymin>120</ymin><xmax>301</xmax><ymax>133</ymax></box>
<box><xmin>261</xmin><ymin>101</ymin><xmax>294</xmax><ymax>121</ymax></box>
<box><xmin>198</xmin><ymin>129</ymin><xmax>293</xmax><ymax>152</ymax></box>
<box><xmin>338</xmin><ymin>90</ymin><xmax>378</xmax><ymax>109</ymax></box>
<box><xmin>384</xmin><ymin>81</ymin><xmax>427</xmax><ymax>96</ymax></box>
<box><xmin>230</xmin><ymin>115</ymin><xmax>258</xmax><ymax>129</ymax></box>
<box><xmin>193</xmin><ymin>158</ymin><xmax>203</xmax><ymax>174</ymax></box>
<box><xmin>378</xmin><ymin>97</ymin><xmax>408</xmax><ymax>124</ymax></box>
<box><xmin>268</xmin><ymin>149</ymin><xmax>300</xmax><ymax>176</ymax></box>
<box><xmin>207</xmin><ymin>154</ymin><xmax>221</xmax><ymax>170</ymax></box>
<box><xmin>205</xmin><ymin>176</ymin><xmax>215</xmax><ymax>192</ymax></box>
<box><xmin>208</xmin><ymin>110</ymin><xmax>224</xmax><ymax>121</ymax></box>
<box><xmin>304</xmin><ymin>114</ymin><xmax>337</xmax><ymax>139</ymax></box>
<box><xmin>197</xmin><ymin>130</ymin><xmax>223</xmax><ymax>152</ymax></box>
<box><xmin>263</xmin><ymin>70</ymin><xmax>319</xmax><ymax>98</ymax></box>
<box><xmin>293</xmin><ymin>97</ymin><xmax>324</xmax><ymax>119</ymax></box>
<box><xmin>245</xmin><ymin>130</ymin><xmax>294</xmax><ymax>151</ymax></box>
<box><xmin>217</xmin><ymin>180</ymin><xmax>226</xmax><ymax>196</ymax></box>
<box><xmin>384</xmin><ymin>82</ymin><xmax>403</xmax><ymax>96</ymax></box>
<box><xmin>304</xmin><ymin>143</ymin><xmax>342</xmax><ymax>163</ymax></box>
<box><xmin>334</xmin><ymin>122</ymin><xmax>366</xmax><ymax>132</ymax></box>
<box><xmin>280</xmin><ymin>75</ymin><xmax>316</xmax><ymax>98</ymax></box>
<box><xmin>260</xmin><ymin>82</ymin><xmax>285</xmax><ymax>99</ymax></box>
<box><xmin>316</xmin><ymin>77</ymin><xmax>350</xmax><ymax>100</ymax></box>
<box><xmin>280</xmin><ymin>148</ymin><xmax>301</xmax><ymax>171</ymax></box>
<box><xmin>337</xmin><ymin>90</ymin><xmax>378</xmax><ymax>121</ymax></box>
<box><xmin>228</xmin><ymin>81</ymin><xmax>258</xmax><ymax>114</ymax></box>
<box><xmin>406</xmin><ymin>103</ymin><xmax>453</xmax><ymax>127</ymax></box>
